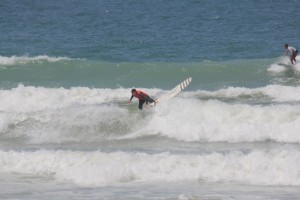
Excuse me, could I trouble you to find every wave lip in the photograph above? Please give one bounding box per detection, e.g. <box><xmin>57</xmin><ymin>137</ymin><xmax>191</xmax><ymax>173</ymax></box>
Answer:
<box><xmin>193</xmin><ymin>84</ymin><xmax>300</xmax><ymax>102</ymax></box>
<box><xmin>0</xmin><ymin>55</ymin><xmax>73</xmax><ymax>66</ymax></box>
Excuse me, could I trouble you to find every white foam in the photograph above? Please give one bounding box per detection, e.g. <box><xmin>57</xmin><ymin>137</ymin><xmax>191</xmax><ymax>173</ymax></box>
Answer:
<box><xmin>0</xmin><ymin>55</ymin><xmax>72</xmax><ymax>65</ymax></box>
<box><xmin>188</xmin><ymin>84</ymin><xmax>300</xmax><ymax>102</ymax></box>
<box><xmin>1</xmin><ymin>84</ymin><xmax>300</xmax><ymax>113</ymax></box>
<box><xmin>0</xmin><ymin>85</ymin><xmax>160</xmax><ymax>143</ymax></box>
<box><xmin>128</xmin><ymin>97</ymin><xmax>300</xmax><ymax>143</ymax></box>
<box><xmin>268</xmin><ymin>63</ymin><xmax>286</xmax><ymax>73</ymax></box>
<box><xmin>268</xmin><ymin>56</ymin><xmax>300</xmax><ymax>73</ymax></box>
<box><xmin>0</xmin><ymin>85</ymin><xmax>130</xmax><ymax>112</ymax></box>
<box><xmin>0</xmin><ymin>149</ymin><xmax>299</xmax><ymax>187</ymax></box>
<box><xmin>0</xmin><ymin>85</ymin><xmax>300</xmax><ymax>144</ymax></box>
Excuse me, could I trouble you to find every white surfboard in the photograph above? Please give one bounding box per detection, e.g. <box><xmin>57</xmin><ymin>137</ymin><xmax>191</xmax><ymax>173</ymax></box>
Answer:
<box><xmin>278</xmin><ymin>63</ymin><xmax>293</xmax><ymax>68</ymax></box>
<box><xmin>145</xmin><ymin>77</ymin><xmax>192</xmax><ymax>109</ymax></box>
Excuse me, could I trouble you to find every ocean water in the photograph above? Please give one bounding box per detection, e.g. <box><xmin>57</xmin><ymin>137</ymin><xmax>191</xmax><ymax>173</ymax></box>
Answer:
<box><xmin>1</xmin><ymin>0</ymin><xmax>300</xmax><ymax>199</ymax></box>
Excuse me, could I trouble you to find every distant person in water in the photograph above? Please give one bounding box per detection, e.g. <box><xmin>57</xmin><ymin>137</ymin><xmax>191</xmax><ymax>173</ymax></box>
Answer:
<box><xmin>129</xmin><ymin>89</ymin><xmax>156</xmax><ymax>110</ymax></box>
<box><xmin>284</xmin><ymin>44</ymin><xmax>298</xmax><ymax>64</ymax></box>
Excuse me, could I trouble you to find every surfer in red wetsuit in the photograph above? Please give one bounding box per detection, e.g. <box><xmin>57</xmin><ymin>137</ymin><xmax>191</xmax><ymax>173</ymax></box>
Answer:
<box><xmin>129</xmin><ymin>89</ymin><xmax>156</xmax><ymax>110</ymax></box>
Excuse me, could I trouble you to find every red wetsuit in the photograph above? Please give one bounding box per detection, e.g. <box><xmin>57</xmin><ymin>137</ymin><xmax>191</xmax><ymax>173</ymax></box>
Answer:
<box><xmin>130</xmin><ymin>90</ymin><xmax>155</xmax><ymax>110</ymax></box>
<box><xmin>130</xmin><ymin>90</ymin><xmax>148</xmax><ymax>101</ymax></box>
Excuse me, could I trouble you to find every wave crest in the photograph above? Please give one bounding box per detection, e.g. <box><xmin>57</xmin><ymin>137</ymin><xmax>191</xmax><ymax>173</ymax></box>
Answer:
<box><xmin>0</xmin><ymin>55</ymin><xmax>72</xmax><ymax>66</ymax></box>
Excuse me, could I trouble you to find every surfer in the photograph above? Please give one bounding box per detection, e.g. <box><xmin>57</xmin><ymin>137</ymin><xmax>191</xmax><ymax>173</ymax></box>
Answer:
<box><xmin>284</xmin><ymin>44</ymin><xmax>298</xmax><ymax>64</ymax></box>
<box><xmin>129</xmin><ymin>89</ymin><xmax>156</xmax><ymax>110</ymax></box>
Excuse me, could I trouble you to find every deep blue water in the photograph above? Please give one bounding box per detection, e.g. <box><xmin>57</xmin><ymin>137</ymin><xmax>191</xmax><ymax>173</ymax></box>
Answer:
<box><xmin>1</xmin><ymin>0</ymin><xmax>300</xmax><ymax>62</ymax></box>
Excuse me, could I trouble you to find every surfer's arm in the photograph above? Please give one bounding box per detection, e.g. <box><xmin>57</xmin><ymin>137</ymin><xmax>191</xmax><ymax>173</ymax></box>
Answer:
<box><xmin>285</xmin><ymin>48</ymin><xmax>292</xmax><ymax>56</ymax></box>
<box><xmin>285</xmin><ymin>49</ymin><xmax>289</xmax><ymax>56</ymax></box>
<box><xmin>129</xmin><ymin>95</ymin><xmax>134</xmax><ymax>101</ymax></box>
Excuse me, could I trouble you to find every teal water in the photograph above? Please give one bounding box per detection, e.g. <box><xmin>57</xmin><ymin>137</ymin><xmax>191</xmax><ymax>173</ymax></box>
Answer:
<box><xmin>0</xmin><ymin>57</ymin><xmax>299</xmax><ymax>90</ymax></box>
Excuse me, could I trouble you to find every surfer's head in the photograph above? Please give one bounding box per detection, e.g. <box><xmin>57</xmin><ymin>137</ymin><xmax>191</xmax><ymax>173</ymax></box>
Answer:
<box><xmin>284</xmin><ymin>44</ymin><xmax>288</xmax><ymax>49</ymax></box>
<box><xmin>131</xmin><ymin>89</ymin><xmax>136</xmax><ymax>94</ymax></box>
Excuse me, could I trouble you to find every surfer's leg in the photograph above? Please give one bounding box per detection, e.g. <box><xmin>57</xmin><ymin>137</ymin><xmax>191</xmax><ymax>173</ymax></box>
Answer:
<box><xmin>139</xmin><ymin>100</ymin><xmax>145</xmax><ymax>110</ymax></box>
<box><xmin>145</xmin><ymin>96</ymin><xmax>155</xmax><ymax>104</ymax></box>
<box><xmin>291</xmin><ymin>51</ymin><xmax>298</xmax><ymax>64</ymax></box>
<box><xmin>293</xmin><ymin>51</ymin><xmax>298</xmax><ymax>63</ymax></box>
<box><xmin>290</xmin><ymin>56</ymin><xmax>295</xmax><ymax>64</ymax></box>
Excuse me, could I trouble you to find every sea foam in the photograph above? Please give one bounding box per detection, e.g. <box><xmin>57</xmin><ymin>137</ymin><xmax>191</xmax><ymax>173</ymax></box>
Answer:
<box><xmin>0</xmin><ymin>55</ymin><xmax>72</xmax><ymax>66</ymax></box>
<box><xmin>131</xmin><ymin>97</ymin><xmax>300</xmax><ymax>143</ymax></box>
<box><xmin>190</xmin><ymin>84</ymin><xmax>300</xmax><ymax>102</ymax></box>
<box><xmin>0</xmin><ymin>85</ymin><xmax>300</xmax><ymax>144</ymax></box>
<box><xmin>267</xmin><ymin>56</ymin><xmax>300</xmax><ymax>73</ymax></box>
<box><xmin>0</xmin><ymin>149</ymin><xmax>299</xmax><ymax>187</ymax></box>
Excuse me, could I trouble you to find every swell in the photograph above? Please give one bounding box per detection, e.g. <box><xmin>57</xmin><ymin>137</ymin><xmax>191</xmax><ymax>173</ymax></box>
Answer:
<box><xmin>1</xmin><ymin>55</ymin><xmax>292</xmax><ymax>90</ymax></box>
